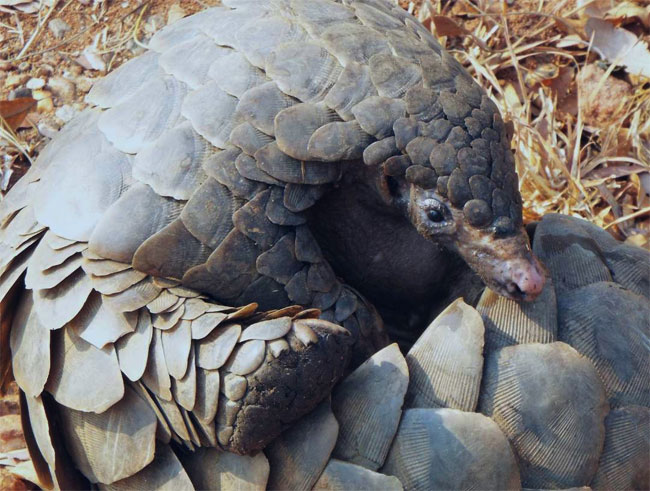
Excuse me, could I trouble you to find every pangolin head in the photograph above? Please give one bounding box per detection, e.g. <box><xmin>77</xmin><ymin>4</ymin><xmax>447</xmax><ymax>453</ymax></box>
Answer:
<box><xmin>378</xmin><ymin>83</ymin><xmax>546</xmax><ymax>302</ymax></box>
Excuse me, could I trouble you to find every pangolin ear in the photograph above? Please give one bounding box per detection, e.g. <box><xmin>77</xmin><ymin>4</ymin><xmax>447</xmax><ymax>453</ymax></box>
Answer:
<box><xmin>376</xmin><ymin>155</ymin><xmax>411</xmax><ymax>208</ymax></box>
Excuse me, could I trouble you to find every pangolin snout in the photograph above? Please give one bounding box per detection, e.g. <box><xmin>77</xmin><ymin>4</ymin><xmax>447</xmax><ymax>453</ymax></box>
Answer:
<box><xmin>503</xmin><ymin>255</ymin><xmax>546</xmax><ymax>301</ymax></box>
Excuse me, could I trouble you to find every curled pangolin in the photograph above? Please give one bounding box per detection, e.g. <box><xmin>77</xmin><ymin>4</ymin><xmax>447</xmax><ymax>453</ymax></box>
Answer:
<box><xmin>0</xmin><ymin>0</ymin><xmax>648</xmax><ymax>489</ymax></box>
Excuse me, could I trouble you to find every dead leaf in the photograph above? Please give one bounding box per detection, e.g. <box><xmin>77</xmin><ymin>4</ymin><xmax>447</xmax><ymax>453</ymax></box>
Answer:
<box><xmin>0</xmin><ymin>98</ymin><xmax>37</xmax><ymax>132</ymax></box>
<box><xmin>586</xmin><ymin>17</ymin><xmax>650</xmax><ymax>78</ymax></box>
<box><xmin>431</xmin><ymin>15</ymin><xmax>468</xmax><ymax>37</ymax></box>
<box><xmin>167</xmin><ymin>3</ymin><xmax>187</xmax><ymax>25</ymax></box>
<box><xmin>605</xmin><ymin>2</ymin><xmax>650</xmax><ymax>28</ymax></box>
<box><xmin>429</xmin><ymin>15</ymin><xmax>489</xmax><ymax>51</ymax></box>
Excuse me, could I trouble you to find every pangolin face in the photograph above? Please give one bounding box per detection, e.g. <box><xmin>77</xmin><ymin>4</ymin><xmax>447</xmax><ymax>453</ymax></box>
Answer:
<box><xmin>407</xmin><ymin>183</ymin><xmax>546</xmax><ymax>302</ymax></box>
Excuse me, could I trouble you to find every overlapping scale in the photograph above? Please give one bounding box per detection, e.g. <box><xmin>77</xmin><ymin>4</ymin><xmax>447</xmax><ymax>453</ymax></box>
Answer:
<box><xmin>331</xmin><ymin>343</ymin><xmax>408</xmax><ymax>470</ymax></box>
<box><xmin>405</xmin><ymin>298</ymin><xmax>484</xmax><ymax>411</ymax></box>
<box><xmin>383</xmin><ymin>408</ymin><xmax>520</xmax><ymax>490</ymax></box>
<box><xmin>558</xmin><ymin>282</ymin><xmax>650</xmax><ymax>407</ymax></box>
<box><xmin>266</xmin><ymin>399</ymin><xmax>339</xmax><ymax>490</ymax></box>
<box><xmin>479</xmin><ymin>342</ymin><xmax>608</xmax><ymax>489</ymax></box>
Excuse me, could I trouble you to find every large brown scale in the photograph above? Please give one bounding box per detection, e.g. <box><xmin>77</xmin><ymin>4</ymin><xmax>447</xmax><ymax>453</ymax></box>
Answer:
<box><xmin>0</xmin><ymin>0</ymin><xmax>648</xmax><ymax>489</ymax></box>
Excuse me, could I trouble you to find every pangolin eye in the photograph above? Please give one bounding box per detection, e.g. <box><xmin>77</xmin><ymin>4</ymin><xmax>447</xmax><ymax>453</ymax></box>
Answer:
<box><xmin>427</xmin><ymin>209</ymin><xmax>445</xmax><ymax>223</ymax></box>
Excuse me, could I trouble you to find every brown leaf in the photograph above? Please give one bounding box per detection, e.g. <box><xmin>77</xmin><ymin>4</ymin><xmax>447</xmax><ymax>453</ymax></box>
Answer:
<box><xmin>429</xmin><ymin>15</ymin><xmax>489</xmax><ymax>51</ymax></box>
<box><xmin>0</xmin><ymin>98</ymin><xmax>37</xmax><ymax>132</ymax></box>
<box><xmin>431</xmin><ymin>15</ymin><xmax>469</xmax><ymax>37</ymax></box>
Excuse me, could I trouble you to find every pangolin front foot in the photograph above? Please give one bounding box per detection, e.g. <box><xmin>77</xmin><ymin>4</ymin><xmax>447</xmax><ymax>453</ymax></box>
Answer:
<box><xmin>219</xmin><ymin>318</ymin><xmax>353</xmax><ymax>454</ymax></box>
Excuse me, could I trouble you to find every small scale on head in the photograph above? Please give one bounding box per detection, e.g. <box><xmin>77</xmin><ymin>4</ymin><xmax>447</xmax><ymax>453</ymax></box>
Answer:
<box><xmin>373</xmin><ymin>96</ymin><xmax>545</xmax><ymax>302</ymax></box>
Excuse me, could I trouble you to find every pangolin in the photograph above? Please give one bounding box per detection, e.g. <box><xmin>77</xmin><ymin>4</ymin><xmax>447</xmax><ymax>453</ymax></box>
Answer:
<box><xmin>0</xmin><ymin>0</ymin><xmax>648</xmax><ymax>489</ymax></box>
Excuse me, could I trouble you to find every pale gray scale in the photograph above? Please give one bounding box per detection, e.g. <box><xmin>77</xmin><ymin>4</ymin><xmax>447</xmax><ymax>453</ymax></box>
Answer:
<box><xmin>32</xmin><ymin>268</ymin><xmax>92</xmax><ymax>332</ymax></box>
<box><xmin>291</xmin><ymin>0</ymin><xmax>356</xmax><ymax>36</ymax></box>
<box><xmin>180</xmin><ymin>177</ymin><xmax>238</xmax><ymax>249</ymax></box>
<box><xmin>10</xmin><ymin>291</ymin><xmax>50</xmax><ymax>398</ymax></box>
<box><xmin>209</xmin><ymin>149</ymin><xmax>266</xmax><ymax>200</ymax></box>
<box><xmin>69</xmin><ymin>291</ymin><xmax>136</xmax><ymax>349</ymax></box>
<box><xmin>266</xmin><ymin>399</ymin><xmax>340</xmax><ymax>491</ymax></box>
<box><xmin>236</xmin><ymin>16</ymin><xmax>308</xmax><ymax>69</ymax></box>
<box><xmin>222</xmin><ymin>0</ymin><xmax>274</xmax><ymax>8</ymax></box>
<box><xmin>162</xmin><ymin>319</ymin><xmax>192</xmax><ymax>380</ymax></box>
<box><xmin>133</xmin><ymin>219</ymin><xmax>213</xmax><ymax>281</ymax></box>
<box><xmin>274</xmin><ymin>102</ymin><xmax>341</xmax><ymax>161</ymax></box>
<box><xmin>147</xmin><ymin>290</ymin><xmax>180</xmax><ymax>314</ymax></box>
<box><xmin>353</xmin><ymin>2</ymin><xmax>405</xmax><ymax>30</ymax></box>
<box><xmin>98</xmin><ymin>75</ymin><xmax>188</xmax><ymax>154</ymax></box>
<box><xmin>182</xmin><ymin>298</ymin><xmax>211</xmax><ymax>321</ymax></box>
<box><xmin>115</xmin><ymin>309</ymin><xmax>153</xmax><ymax>382</ymax></box>
<box><xmin>208</xmin><ymin>51</ymin><xmax>268</xmax><ymax>98</ymax></box>
<box><xmin>324</xmin><ymin>62</ymin><xmax>378</xmax><ymax>121</ymax></box>
<box><xmin>232</xmin><ymin>189</ymin><xmax>282</xmax><ymax>250</ymax></box>
<box><xmin>24</xmin><ymin>253</ymin><xmax>83</xmax><ymax>291</ymax></box>
<box><xmin>102</xmin><ymin>277</ymin><xmax>163</xmax><ymax>314</ymax></box>
<box><xmin>351</xmin><ymin>96</ymin><xmax>406</xmax><ymax>139</ymax></box>
<box><xmin>20</xmin><ymin>109</ymin><xmax>98</xmax><ymax>182</ymax></box>
<box><xmin>320</xmin><ymin>23</ymin><xmax>391</xmax><ymax>66</ymax></box>
<box><xmin>403</xmin><ymin>17</ymin><xmax>443</xmax><ymax>54</ymax></box>
<box><xmin>202</xmin><ymin>8</ymin><xmax>268</xmax><ymax>49</ymax></box>
<box><xmin>307</xmin><ymin>120</ymin><xmax>374</xmax><ymax>161</ymax></box>
<box><xmin>283</xmin><ymin>183</ymin><xmax>327</xmax><ymax>212</ymax></box>
<box><xmin>159</xmin><ymin>34</ymin><xmax>230</xmax><ymax>90</ymax></box>
<box><xmin>133</xmin><ymin>121</ymin><xmax>210</xmax><ymax>201</ymax></box>
<box><xmin>81</xmin><ymin>256</ymin><xmax>132</xmax><ymax>277</ymax></box>
<box><xmin>255</xmin><ymin>142</ymin><xmax>343</xmax><ymax>185</ymax></box>
<box><xmin>266</xmin><ymin>42</ymin><xmax>343</xmax><ymax>103</ymax></box>
<box><xmin>344</xmin><ymin>0</ymin><xmax>393</xmax><ymax>12</ymax></box>
<box><xmin>194</xmin><ymin>367</ymin><xmax>221</xmax><ymax>424</ymax></box>
<box><xmin>153</xmin><ymin>306</ymin><xmax>185</xmax><ymax>331</ymax></box>
<box><xmin>331</xmin><ymin>343</ymin><xmax>409</xmax><ymax>470</ymax></box>
<box><xmin>235</xmin><ymin>153</ymin><xmax>283</xmax><ymax>188</ymax></box>
<box><xmin>314</xmin><ymin>459</ymin><xmax>402</xmax><ymax>490</ymax></box>
<box><xmin>181</xmin><ymin>81</ymin><xmax>239</xmax><ymax>149</ymax></box>
<box><xmin>171</xmin><ymin>347</ymin><xmax>197</xmax><ymax>411</ymax></box>
<box><xmin>369</xmin><ymin>52</ymin><xmax>422</xmax><ymax>98</ymax></box>
<box><xmin>190</xmin><ymin>311</ymin><xmax>228</xmax><ymax>340</ymax></box>
<box><xmin>148</xmin><ymin>7</ymin><xmax>227</xmax><ymax>52</ymax></box>
<box><xmin>142</xmin><ymin>328</ymin><xmax>172</xmax><ymax>400</ymax></box>
<box><xmin>420</xmin><ymin>52</ymin><xmax>462</xmax><ymax>92</ymax></box>
<box><xmin>86</xmin><ymin>51</ymin><xmax>163</xmax><ymax>108</ymax></box>
<box><xmin>386</xmin><ymin>29</ymin><xmax>434</xmax><ymax>62</ymax></box>
<box><xmin>46</xmin><ymin>325</ymin><xmax>124</xmax><ymax>413</ymax></box>
<box><xmin>89</xmin><ymin>268</ymin><xmax>148</xmax><ymax>295</ymax></box>
<box><xmin>382</xmin><ymin>408</ymin><xmax>520</xmax><ymax>491</ymax></box>
<box><xmin>99</xmin><ymin>436</ymin><xmax>194</xmax><ymax>491</ymax></box>
<box><xmin>0</xmin><ymin>205</ymin><xmax>40</xmax><ymax>250</ymax></box>
<box><xmin>89</xmin><ymin>182</ymin><xmax>183</xmax><ymax>264</ymax></box>
<box><xmin>266</xmin><ymin>186</ymin><xmax>307</xmax><ymax>226</ymax></box>
<box><xmin>179</xmin><ymin>448</ymin><xmax>269</xmax><ymax>491</ymax></box>
<box><xmin>44</xmin><ymin>232</ymin><xmax>78</xmax><ymax>251</ymax></box>
<box><xmin>237</xmin><ymin>81</ymin><xmax>298</xmax><ymax>136</ymax></box>
<box><xmin>230</xmin><ymin>123</ymin><xmax>275</xmax><ymax>158</ymax></box>
<box><xmin>24</xmin><ymin>230</ymin><xmax>85</xmax><ymax>272</ymax></box>
<box><xmin>0</xmin><ymin>234</ymin><xmax>39</xmax><ymax>282</ymax></box>
<box><xmin>57</xmin><ymin>385</ymin><xmax>157</xmax><ymax>486</ymax></box>
<box><xmin>25</xmin><ymin>252</ymin><xmax>82</xmax><ymax>298</ymax></box>
<box><xmin>33</xmin><ymin>124</ymin><xmax>132</xmax><ymax>242</ymax></box>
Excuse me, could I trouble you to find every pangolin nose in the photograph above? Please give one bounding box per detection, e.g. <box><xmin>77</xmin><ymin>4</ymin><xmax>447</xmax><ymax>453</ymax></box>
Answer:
<box><xmin>510</xmin><ymin>259</ymin><xmax>546</xmax><ymax>300</ymax></box>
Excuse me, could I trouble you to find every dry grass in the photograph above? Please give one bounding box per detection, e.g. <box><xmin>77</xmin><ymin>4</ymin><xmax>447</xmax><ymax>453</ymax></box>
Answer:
<box><xmin>410</xmin><ymin>0</ymin><xmax>650</xmax><ymax>246</ymax></box>
<box><xmin>1</xmin><ymin>0</ymin><xmax>649</xmax><ymax>246</ymax></box>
